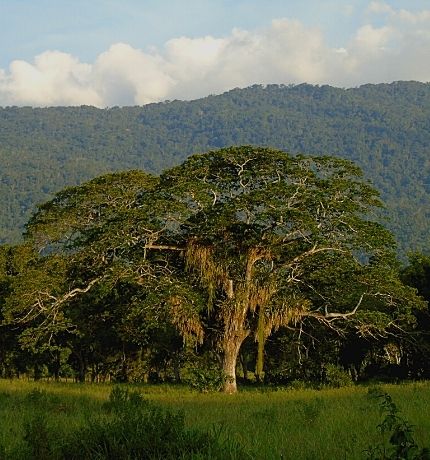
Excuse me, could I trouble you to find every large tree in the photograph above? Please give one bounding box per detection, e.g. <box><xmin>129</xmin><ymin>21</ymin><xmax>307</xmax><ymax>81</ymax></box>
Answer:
<box><xmin>5</xmin><ymin>146</ymin><xmax>421</xmax><ymax>391</ymax></box>
<box><xmin>148</xmin><ymin>146</ymin><xmax>419</xmax><ymax>392</ymax></box>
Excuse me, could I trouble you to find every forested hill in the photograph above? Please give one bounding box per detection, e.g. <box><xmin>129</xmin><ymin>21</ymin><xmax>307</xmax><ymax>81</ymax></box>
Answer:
<box><xmin>0</xmin><ymin>81</ymin><xmax>429</xmax><ymax>253</ymax></box>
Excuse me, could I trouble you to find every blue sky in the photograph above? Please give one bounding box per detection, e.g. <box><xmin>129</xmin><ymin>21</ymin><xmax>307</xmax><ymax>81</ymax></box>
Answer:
<box><xmin>0</xmin><ymin>0</ymin><xmax>429</xmax><ymax>106</ymax></box>
<box><xmin>0</xmin><ymin>0</ymin><xmax>358</xmax><ymax>66</ymax></box>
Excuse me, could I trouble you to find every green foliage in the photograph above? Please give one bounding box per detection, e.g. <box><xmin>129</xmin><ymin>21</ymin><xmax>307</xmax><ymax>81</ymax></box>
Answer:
<box><xmin>287</xmin><ymin>379</ymin><xmax>309</xmax><ymax>390</ymax></box>
<box><xmin>1</xmin><ymin>380</ymin><xmax>430</xmax><ymax>460</ymax></box>
<box><xmin>1</xmin><ymin>146</ymin><xmax>424</xmax><ymax>390</ymax></box>
<box><xmin>366</xmin><ymin>389</ymin><xmax>430</xmax><ymax>460</ymax></box>
<box><xmin>62</xmin><ymin>388</ymin><xmax>248</xmax><ymax>460</ymax></box>
<box><xmin>1</xmin><ymin>82</ymin><xmax>430</xmax><ymax>255</ymax></box>
<box><xmin>15</xmin><ymin>387</ymin><xmax>248</xmax><ymax>459</ymax></box>
<box><xmin>23</xmin><ymin>414</ymin><xmax>52</xmax><ymax>460</ymax></box>
<box><xmin>185</xmin><ymin>357</ymin><xmax>227</xmax><ymax>393</ymax></box>
<box><xmin>105</xmin><ymin>386</ymin><xmax>146</xmax><ymax>410</ymax></box>
<box><xmin>25</xmin><ymin>388</ymin><xmax>51</xmax><ymax>405</ymax></box>
<box><xmin>399</xmin><ymin>253</ymin><xmax>430</xmax><ymax>379</ymax></box>
<box><xmin>300</xmin><ymin>397</ymin><xmax>325</xmax><ymax>424</ymax></box>
<box><xmin>401</xmin><ymin>253</ymin><xmax>430</xmax><ymax>302</ymax></box>
<box><xmin>323</xmin><ymin>364</ymin><xmax>354</xmax><ymax>388</ymax></box>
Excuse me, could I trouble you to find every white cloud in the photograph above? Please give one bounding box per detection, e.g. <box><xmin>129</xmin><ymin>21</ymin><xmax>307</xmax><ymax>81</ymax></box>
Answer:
<box><xmin>93</xmin><ymin>43</ymin><xmax>174</xmax><ymax>106</ymax></box>
<box><xmin>0</xmin><ymin>51</ymin><xmax>102</xmax><ymax>106</ymax></box>
<box><xmin>0</xmin><ymin>4</ymin><xmax>430</xmax><ymax>107</ymax></box>
<box><xmin>354</xmin><ymin>24</ymin><xmax>392</xmax><ymax>51</ymax></box>
<box><xmin>165</xmin><ymin>19</ymin><xmax>334</xmax><ymax>100</ymax></box>
<box><xmin>367</xmin><ymin>1</ymin><xmax>394</xmax><ymax>15</ymax></box>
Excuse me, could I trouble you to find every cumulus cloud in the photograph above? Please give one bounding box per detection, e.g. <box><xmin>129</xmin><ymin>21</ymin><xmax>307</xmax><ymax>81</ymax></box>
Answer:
<box><xmin>0</xmin><ymin>51</ymin><xmax>102</xmax><ymax>106</ymax></box>
<box><xmin>0</xmin><ymin>3</ymin><xmax>430</xmax><ymax>107</ymax></box>
<box><xmin>93</xmin><ymin>43</ymin><xmax>174</xmax><ymax>106</ymax></box>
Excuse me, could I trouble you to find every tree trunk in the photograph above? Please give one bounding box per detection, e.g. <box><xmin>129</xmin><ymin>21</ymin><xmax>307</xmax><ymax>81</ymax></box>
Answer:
<box><xmin>173</xmin><ymin>355</ymin><xmax>181</xmax><ymax>383</ymax></box>
<box><xmin>91</xmin><ymin>365</ymin><xmax>97</xmax><ymax>383</ymax></box>
<box><xmin>221</xmin><ymin>275</ymin><xmax>251</xmax><ymax>393</ymax></box>
<box><xmin>239</xmin><ymin>351</ymin><xmax>249</xmax><ymax>381</ymax></box>
<box><xmin>222</xmin><ymin>332</ymin><xmax>248</xmax><ymax>393</ymax></box>
<box><xmin>34</xmin><ymin>363</ymin><xmax>41</xmax><ymax>381</ymax></box>
<box><xmin>53</xmin><ymin>354</ymin><xmax>60</xmax><ymax>382</ymax></box>
<box><xmin>78</xmin><ymin>355</ymin><xmax>86</xmax><ymax>383</ymax></box>
<box><xmin>255</xmin><ymin>336</ymin><xmax>265</xmax><ymax>383</ymax></box>
<box><xmin>119</xmin><ymin>346</ymin><xmax>128</xmax><ymax>382</ymax></box>
<box><xmin>54</xmin><ymin>368</ymin><xmax>60</xmax><ymax>382</ymax></box>
<box><xmin>255</xmin><ymin>306</ymin><xmax>268</xmax><ymax>383</ymax></box>
<box><xmin>222</xmin><ymin>343</ymin><xmax>239</xmax><ymax>393</ymax></box>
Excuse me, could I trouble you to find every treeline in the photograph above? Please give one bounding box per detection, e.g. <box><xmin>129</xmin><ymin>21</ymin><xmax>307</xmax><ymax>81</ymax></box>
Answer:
<box><xmin>1</xmin><ymin>82</ymin><xmax>430</xmax><ymax>255</ymax></box>
<box><xmin>0</xmin><ymin>147</ymin><xmax>429</xmax><ymax>391</ymax></box>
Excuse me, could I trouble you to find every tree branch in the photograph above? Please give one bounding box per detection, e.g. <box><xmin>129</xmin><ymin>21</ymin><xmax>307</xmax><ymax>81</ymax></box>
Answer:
<box><xmin>303</xmin><ymin>293</ymin><xmax>365</xmax><ymax>322</ymax></box>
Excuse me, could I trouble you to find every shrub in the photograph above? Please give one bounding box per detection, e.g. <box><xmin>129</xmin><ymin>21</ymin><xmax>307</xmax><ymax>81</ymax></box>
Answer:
<box><xmin>186</xmin><ymin>365</ymin><xmax>226</xmax><ymax>392</ymax></box>
<box><xmin>287</xmin><ymin>379</ymin><xmax>308</xmax><ymax>390</ymax></box>
<box><xmin>365</xmin><ymin>389</ymin><xmax>430</xmax><ymax>460</ymax></box>
<box><xmin>323</xmin><ymin>364</ymin><xmax>353</xmax><ymax>388</ymax></box>
<box><xmin>63</xmin><ymin>387</ymin><xmax>247</xmax><ymax>459</ymax></box>
<box><xmin>184</xmin><ymin>354</ymin><xmax>226</xmax><ymax>392</ymax></box>
<box><xmin>18</xmin><ymin>387</ymin><xmax>249</xmax><ymax>459</ymax></box>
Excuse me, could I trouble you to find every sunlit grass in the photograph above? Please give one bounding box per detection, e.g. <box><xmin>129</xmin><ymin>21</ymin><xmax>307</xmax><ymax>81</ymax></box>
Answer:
<box><xmin>0</xmin><ymin>379</ymin><xmax>429</xmax><ymax>459</ymax></box>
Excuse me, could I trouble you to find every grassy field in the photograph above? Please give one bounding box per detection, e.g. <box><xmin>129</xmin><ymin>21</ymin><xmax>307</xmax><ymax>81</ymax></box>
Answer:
<box><xmin>0</xmin><ymin>379</ymin><xmax>429</xmax><ymax>459</ymax></box>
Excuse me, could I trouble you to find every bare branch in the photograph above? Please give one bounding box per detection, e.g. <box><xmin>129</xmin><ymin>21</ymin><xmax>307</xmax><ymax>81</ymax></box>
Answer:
<box><xmin>234</xmin><ymin>157</ymin><xmax>255</xmax><ymax>189</ymax></box>
<box><xmin>144</xmin><ymin>244</ymin><xmax>184</xmax><ymax>251</ymax></box>
<box><xmin>55</xmin><ymin>277</ymin><xmax>101</xmax><ymax>306</ymax></box>
<box><xmin>285</xmin><ymin>244</ymin><xmax>347</xmax><ymax>268</ymax></box>
<box><xmin>302</xmin><ymin>293</ymin><xmax>365</xmax><ymax>323</ymax></box>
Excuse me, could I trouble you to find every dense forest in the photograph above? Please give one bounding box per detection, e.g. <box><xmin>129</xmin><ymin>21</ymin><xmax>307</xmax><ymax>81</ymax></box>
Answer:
<box><xmin>0</xmin><ymin>146</ymin><xmax>429</xmax><ymax>391</ymax></box>
<box><xmin>1</xmin><ymin>81</ymin><xmax>429</xmax><ymax>255</ymax></box>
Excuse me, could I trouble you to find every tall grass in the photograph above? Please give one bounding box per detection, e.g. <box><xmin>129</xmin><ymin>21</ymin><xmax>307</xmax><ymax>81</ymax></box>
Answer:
<box><xmin>0</xmin><ymin>380</ymin><xmax>429</xmax><ymax>459</ymax></box>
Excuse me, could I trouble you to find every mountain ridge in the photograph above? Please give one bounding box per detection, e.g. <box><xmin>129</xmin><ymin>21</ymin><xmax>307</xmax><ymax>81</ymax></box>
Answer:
<box><xmin>0</xmin><ymin>81</ymin><xmax>429</xmax><ymax>253</ymax></box>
